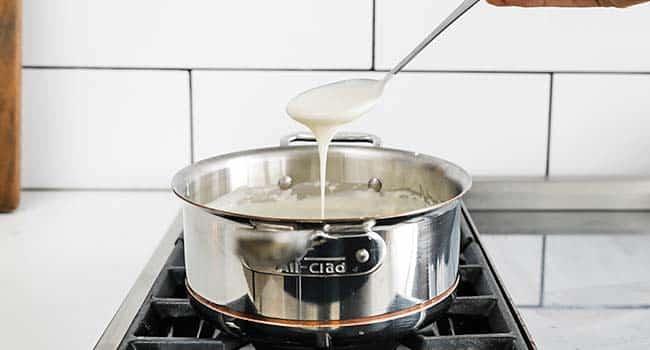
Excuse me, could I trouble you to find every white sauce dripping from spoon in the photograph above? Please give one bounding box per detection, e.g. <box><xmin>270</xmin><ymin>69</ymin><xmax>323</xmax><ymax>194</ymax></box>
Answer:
<box><xmin>285</xmin><ymin>0</ymin><xmax>482</xmax><ymax>219</ymax></box>
<box><xmin>286</xmin><ymin>78</ymin><xmax>385</xmax><ymax>218</ymax></box>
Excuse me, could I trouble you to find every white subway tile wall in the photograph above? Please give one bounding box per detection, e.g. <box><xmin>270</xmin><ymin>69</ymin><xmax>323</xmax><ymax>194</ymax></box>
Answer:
<box><xmin>193</xmin><ymin>71</ymin><xmax>549</xmax><ymax>175</ymax></box>
<box><xmin>376</xmin><ymin>0</ymin><xmax>650</xmax><ymax>71</ymax></box>
<box><xmin>18</xmin><ymin>2</ymin><xmax>650</xmax><ymax>188</ymax></box>
<box><xmin>23</xmin><ymin>0</ymin><xmax>373</xmax><ymax>69</ymax></box>
<box><xmin>22</xmin><ymin>69</ymin><xmax>191</xmax><ymax>189</ymax></box>
<box><xmin>550</xmin><ymin>74</ymin><xmax>650</xmax><ymax>176</ymax></box>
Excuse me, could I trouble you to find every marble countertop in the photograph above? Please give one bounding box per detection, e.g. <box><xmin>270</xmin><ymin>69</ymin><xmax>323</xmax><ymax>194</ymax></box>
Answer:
<box><xmin>0</xmin><ymin>191</ymin><xmax>180</xmax><ymax>350</ymax></box>
<box><xmin>481</xmin><ymin>231</ymin><xmax>650</xmax><ymax>350</ymax></box>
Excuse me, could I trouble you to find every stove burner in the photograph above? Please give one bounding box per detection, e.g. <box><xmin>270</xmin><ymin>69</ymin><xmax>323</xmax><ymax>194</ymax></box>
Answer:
<box><xmin>116</xmin><ymin>207</ymin><xmax>535</xmax><ymax>350</ymax></box>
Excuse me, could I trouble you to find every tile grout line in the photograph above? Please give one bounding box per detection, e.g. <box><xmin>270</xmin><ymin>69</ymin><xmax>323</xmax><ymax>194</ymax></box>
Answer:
<box><xmin>21</xmin><ymin>65</ymin><xmax>650</xmax><ymax>75</ymax></box>
<box><xmin>539</xmin><ymin>234</ymin><xmax>547</xmax><ymax>307</ymax></box>
<box><xmin>371</xmin><ymin>0</ymin><xmax>376</xmax><ymax>71</ymax></box>
<box><xmin>23</xmin><ymin>65</ymin><xmax>188</xmax><ymax>71</ymax></box>
<box><xmin>545</xmin><ymin>73</ymin><xmax>554</xmax><ymax>177</ymax></box>
<box><xmin>188</xmin><ymin>70</ymin><xmax>195</xmax><ymax>164</ymax></box>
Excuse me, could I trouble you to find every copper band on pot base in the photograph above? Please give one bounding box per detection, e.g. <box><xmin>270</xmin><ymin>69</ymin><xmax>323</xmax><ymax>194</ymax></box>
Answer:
<box><xmin>186</xmin><ymin>276</ymin><xmax>459</xmax><ymax>329</ymax></box>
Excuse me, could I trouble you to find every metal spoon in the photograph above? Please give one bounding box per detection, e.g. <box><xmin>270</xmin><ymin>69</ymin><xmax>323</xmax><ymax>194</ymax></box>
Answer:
<box><xmin>286</xmin><ymin>0</ymin><xmax>482</xmax><ymax>121</ymax></box>
<box><xmin>384</xmin><ymin>0</ymin><xmax>481</xmax><ymax>81</ymax></box>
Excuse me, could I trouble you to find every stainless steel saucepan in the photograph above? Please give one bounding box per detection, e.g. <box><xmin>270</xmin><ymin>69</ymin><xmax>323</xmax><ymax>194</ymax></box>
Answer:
<box><xmin>171</xmin><ymin>133</ymin><xmax>471</xmax><ymax>348</ymax></box>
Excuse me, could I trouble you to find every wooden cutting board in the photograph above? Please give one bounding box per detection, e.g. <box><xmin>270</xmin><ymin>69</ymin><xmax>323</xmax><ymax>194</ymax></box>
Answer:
<box><xmin>0</xmin><ymin>0</ymin><xmax>21</xmax><ymax>212</ymax></box>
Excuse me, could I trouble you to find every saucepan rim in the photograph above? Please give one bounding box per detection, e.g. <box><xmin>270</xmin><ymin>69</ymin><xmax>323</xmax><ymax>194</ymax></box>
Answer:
<box><xmin>171</xmin><ymin>145</ymin><xmax>472</xmax><ymax>224</ymax></box>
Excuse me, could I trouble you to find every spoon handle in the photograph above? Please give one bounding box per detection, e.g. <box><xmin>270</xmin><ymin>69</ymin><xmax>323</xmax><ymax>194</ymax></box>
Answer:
<box><xmin>385</xmin><ymin>0</ymin><xmax>482</xmax><ymax>80</ymax></box>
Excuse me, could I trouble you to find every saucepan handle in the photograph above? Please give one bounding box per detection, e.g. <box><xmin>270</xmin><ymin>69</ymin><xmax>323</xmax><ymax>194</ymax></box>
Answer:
<box><xmin>237</xmin><ymin>220</ymin><xmax>387</xmax><ymax>278</ymax></box>
<box><xmin>280</xmin><ymin>132</ymin><xmax>382</xmax><ymax>148</ymax></box>
<box><xmin>234</xmin><ymin>221</ymin><xmax>314</xmax><ymax>270</ymax></box>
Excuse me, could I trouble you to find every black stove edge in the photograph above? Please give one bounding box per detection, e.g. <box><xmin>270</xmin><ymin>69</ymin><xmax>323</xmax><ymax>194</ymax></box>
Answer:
<box><xmin>460</xmin><ymin>204</ymin><xmax>537</xmax><ymax>350</ymax></box>
<box><xmin>94</xmin><ymin>213</ymin><xmax>184</xmax><ymax>350</ymax></box>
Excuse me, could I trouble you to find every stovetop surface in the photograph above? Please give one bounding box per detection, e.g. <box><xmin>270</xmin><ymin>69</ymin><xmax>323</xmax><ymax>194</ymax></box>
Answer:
<box><xmin>114</xmin><ymin>207</ymin><xmax>536</xmax><ymax>350</ymax></box>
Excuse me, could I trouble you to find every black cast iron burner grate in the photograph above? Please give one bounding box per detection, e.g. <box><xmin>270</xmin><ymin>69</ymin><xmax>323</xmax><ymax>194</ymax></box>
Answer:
<box><xmin>117</xmin><ymin>208</ymin><xmax>536</xmax><ymax>350</ymax></box>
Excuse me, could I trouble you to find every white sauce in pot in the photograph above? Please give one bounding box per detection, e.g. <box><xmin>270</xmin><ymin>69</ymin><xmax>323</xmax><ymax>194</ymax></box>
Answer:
<box><xmin>208</xmin><ymin>182</ymin><xmax>436</xmax><ymax>220</ymax></box>
<box><xmin>286</xmin><ymin>79</ymin><xmax>385</xmax><ymax>218</ymax></box>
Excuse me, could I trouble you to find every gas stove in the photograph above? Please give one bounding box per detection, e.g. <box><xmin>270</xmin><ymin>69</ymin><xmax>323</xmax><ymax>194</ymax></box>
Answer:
<box><xmin>95</xmin><ymin>205</ymin><xmax>536</xmax><ymax>350</ymax></box>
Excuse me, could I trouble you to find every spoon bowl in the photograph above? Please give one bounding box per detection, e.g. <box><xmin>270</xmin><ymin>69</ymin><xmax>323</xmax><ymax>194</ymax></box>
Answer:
<box><xmin>286</xmin><ymin>78</ymin><xmax>386</xmax><ymax>125</ymax></box>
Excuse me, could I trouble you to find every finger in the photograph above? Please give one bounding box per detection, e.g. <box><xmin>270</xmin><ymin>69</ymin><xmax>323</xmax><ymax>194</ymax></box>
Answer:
<box><xmin>486</xmin><ymin>0</ymin><xmax>548</xmax><ymax>7</ymax></box>
<box><xmin>487</xmin><ymin>0</ymin><xmax>611</xmax><ymax>6</ymax></box>
<box><xmin>608</xmin><ymin>0</ymin><xmax>648</xmax><ymax>6</ymax></box>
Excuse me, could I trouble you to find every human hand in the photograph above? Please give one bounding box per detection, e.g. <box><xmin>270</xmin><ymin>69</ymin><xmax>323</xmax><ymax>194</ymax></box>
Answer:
<box><xmin>487</xmin><ymin>0</ymin><xmax>647</xmax><ymax>7</ymax></box>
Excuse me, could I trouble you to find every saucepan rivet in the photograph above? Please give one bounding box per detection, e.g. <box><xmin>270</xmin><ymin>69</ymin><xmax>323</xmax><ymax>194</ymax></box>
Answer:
<box><xmin>367</xmin><ymin>177</ymin><xmax>382</xmax><ymax>192</ymax></box>
<box><xmin>355</xmin><ymin>248</ymin><xmax>370</xmax><ymax>263</ymax></box>
<box><xmin>278</xmin><ymin>175</ymin><xmax>293</xmax><ymax>190</ymax></box>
